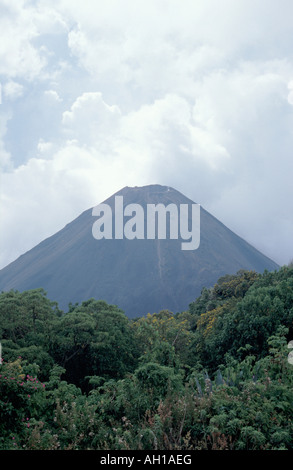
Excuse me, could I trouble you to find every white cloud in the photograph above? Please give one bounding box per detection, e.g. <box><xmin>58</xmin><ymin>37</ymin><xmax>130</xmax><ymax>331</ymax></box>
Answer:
<box><xmin>0</xmin><ymin>0</ymin><xmax>68</xmax><ymax>80</ymax></box>
<box><xmin>62</xmin><ymin>92</ymin><xmax>121</xmax><ymax>146</ymax></box>
<box><xmin>0</xmin><ymin>111</ymin><xmax>12</xmax><ymax>170</ymax></box>
<box><xmin>0</xmin><ymin>1</ymin><xmax>45</xmax><ymax>80</ymax></box>
<box><xmin>288</xmin><ymin>81</ymin><xmax>293</xmax><ymax>105</ymax></box>
<box><xmin>61</xmin><ymin>0</ymin><xmax>293</xmax><ymax>105</ymax></box>
<box><xmin>44</xmin><ymin>90</ymin><xmax>62</xmax><ymax>102</ymax></box>
<box><xmin>37</xmin><ymin>139</ymin><xmax>54</xmax><ymax>155</ymax></box>
<box><xmin>3</xmin><ymin>81</ymin><xmax>24</xmax><ymax>100</ymax></box>
<box><xmin>1</xmin><ymin>0</ymin><xmax>293</xmax><ymax>270</ymax></box>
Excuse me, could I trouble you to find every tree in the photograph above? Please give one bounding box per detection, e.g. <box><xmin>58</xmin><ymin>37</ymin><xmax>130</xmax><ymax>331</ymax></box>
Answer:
<box><xmin>51</xmin><ymin>299</ymin><xmax>139</xmax><ymax>389</ymax></box>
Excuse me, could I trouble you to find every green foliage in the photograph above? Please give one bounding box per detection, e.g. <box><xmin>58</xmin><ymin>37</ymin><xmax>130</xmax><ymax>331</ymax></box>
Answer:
<box><xmin>189</xmin><ymin>267</ymin><xmax>293</xmax><ymax>370</ymax></box>
<box><xmin>0</xmin><ymin>267</ymin><xmax>293</xmax><ymax>450</ymax></box>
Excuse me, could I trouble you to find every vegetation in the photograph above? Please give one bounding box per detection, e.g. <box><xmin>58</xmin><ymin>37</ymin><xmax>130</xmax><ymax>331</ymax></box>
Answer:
<box><xmin>0</xmin><ymin>267</ymin><xmax>293</xmax><ymax>450</ymax></box>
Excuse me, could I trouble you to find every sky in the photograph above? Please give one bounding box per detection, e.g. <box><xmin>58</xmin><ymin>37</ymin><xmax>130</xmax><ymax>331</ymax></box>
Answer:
<box><xmin>1</xmin><ymin>0</ymin><xmax>293</xmax><ymax>269</ymax></box>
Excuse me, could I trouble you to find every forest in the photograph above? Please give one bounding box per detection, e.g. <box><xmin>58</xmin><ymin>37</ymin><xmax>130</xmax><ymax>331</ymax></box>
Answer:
<box><xmin>0</xmin><ymin>266</ymin><xmax>293</xmax><ymax>451</ymax></box>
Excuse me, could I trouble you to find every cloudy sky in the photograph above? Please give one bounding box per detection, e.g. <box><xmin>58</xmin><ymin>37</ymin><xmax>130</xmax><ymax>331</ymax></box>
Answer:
<box><xmin>1</xmin><ymin>0</ymin><xmax>293</xmax><ymax>269</ymax></box>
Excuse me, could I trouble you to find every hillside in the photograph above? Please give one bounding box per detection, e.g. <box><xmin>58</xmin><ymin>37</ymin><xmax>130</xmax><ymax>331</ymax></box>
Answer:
<box><xmin>0</xmin><ymin>185</ymin><xmax>279</xmax><ymax>317</ymax></box>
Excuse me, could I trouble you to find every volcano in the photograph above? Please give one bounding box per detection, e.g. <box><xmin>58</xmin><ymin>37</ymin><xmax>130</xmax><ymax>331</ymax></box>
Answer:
<box><xmin>0</xmin><ymin>185</ymin><xmax>279</xmax><ymax>317</ymax></box>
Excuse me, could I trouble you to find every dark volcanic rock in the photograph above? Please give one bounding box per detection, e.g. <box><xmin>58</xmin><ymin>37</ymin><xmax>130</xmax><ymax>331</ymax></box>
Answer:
<box><xmin>0</xmin><ymin>185</ymin><xmax>279</xmax><ymax>317</ymax></box>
